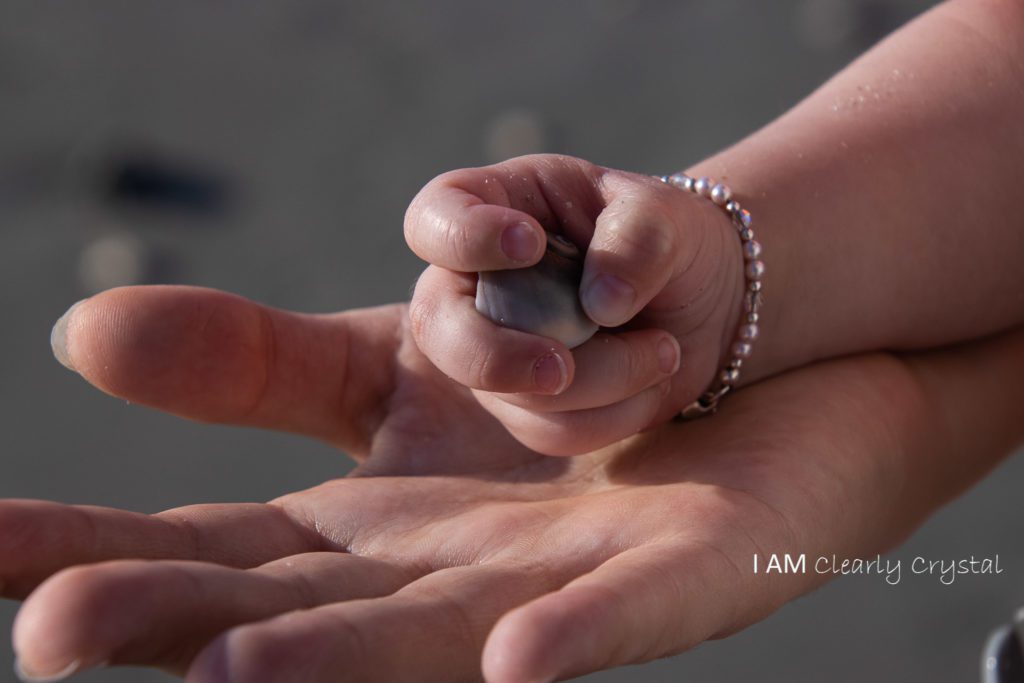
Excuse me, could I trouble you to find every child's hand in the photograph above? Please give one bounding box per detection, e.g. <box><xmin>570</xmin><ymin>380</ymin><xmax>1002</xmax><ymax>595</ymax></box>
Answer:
<box><xmin>406</xmin><ymin>154</ymin><xmax>744</xmax><ymax>455</ymax></box>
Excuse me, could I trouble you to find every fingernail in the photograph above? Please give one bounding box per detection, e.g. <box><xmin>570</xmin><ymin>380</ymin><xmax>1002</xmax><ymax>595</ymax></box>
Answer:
<box><xmin>501</xmin><ymin>222</ymin><xmax>542</xmax><ymax>263</ymax></box>
<box><xmin>657</xmin><ymin>336</ymin><xmax>680</xmax><ymax>375</ymax></box>
<box><xmin>14</xmin><ymin>657</ymin><xmax>84</xmax><ymax>682</ymax></box>
<box><xmin>50</xmin><ymin>299</ymin><xmax>87</xmax><ymax>372</ymax></box>
<box><xmin>582</xmin><ymin>274</ymin><xmax>636</xmax><ymax>327</ymax></box>
<box><xmin>533</xmin><ymin>352</ymin><xmax>568</xmax><ymax>394</ymax></box>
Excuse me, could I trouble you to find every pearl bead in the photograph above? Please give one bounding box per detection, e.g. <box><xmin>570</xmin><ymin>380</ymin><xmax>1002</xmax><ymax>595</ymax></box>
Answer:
<box><xmin>710</xmin><ymin>183</ymin><xmax>732</xmax><ymax>205</ymax></box>
<box><xmin>668</xmin><ymin>173</ymin><xmax>689</xmax><ymax>189</ymax></box>
<box><xmin>732</xmin><ymin>341</ymin><xmax>753</xmax><ymax>358</ymax></box>
<box><xmin>659</xmin><ymin>166</ymin><xmax>766</xmax><ymax>406</ymax></box>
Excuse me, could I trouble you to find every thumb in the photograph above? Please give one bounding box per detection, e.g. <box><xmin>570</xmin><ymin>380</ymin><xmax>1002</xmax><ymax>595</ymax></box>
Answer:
<box><xmin>49</xmin><ymin>285</ymin><xmax>401</xmax><ymax>455</ymax></box>
<box><xmin>580</xmin><ymin>171</ymin><xmax>726</xmax><ymax>328</ymax></box>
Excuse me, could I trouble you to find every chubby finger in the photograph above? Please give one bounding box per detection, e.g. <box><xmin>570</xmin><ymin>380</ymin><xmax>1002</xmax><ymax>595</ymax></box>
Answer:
<box><xmin>411</xmin><ymin>266</ymin><xmax>575</xmax><ymax>394</ymax></box>
<box><xmin>0</xmin><ymin>499</ymin><xmax>318</xmax><ymax>599</ymax></box>
<box><xmin>49</xmin><ymin>285</ymin><xmax>403</xmax><ymax>453</ymax></box>
<box><xmin>405</xmin><ymin>181</ymin><xmax>548</xmax><ymax>270</ymax></box>
<box><xmin>187</xmin><ymin>563</ymin><xmax>555</xmax><ymax>683</ymax></box>
<box><xmin>494</xmin><ymin>330</ymin><xmax>680</xmax><ymax>413</ymax></box>
<box><xmin>12</xmin><ymin>553</ymin><xmax>416</xmax><ymax>678</ymax></box>
<box><xmin>476</xmin><ymin>381</ymin><xmax>669</xmax><ymax>456</ymax></box>
<box><xmin>580</xmin><ymin>172</ymin><xmax>708</xmax><ymax>327</ymax></box>
<box><xmin>404</xmin><ymin>156</ymin><xmax>604</xmax><ymax>272</ymax></box>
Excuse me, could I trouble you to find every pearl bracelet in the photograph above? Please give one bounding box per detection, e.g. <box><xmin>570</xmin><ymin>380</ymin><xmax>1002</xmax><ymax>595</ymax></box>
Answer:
<box><xmin>658</xmin><ymin>173</ymin><xmax>765</xmax><ymax>419</ymax></box>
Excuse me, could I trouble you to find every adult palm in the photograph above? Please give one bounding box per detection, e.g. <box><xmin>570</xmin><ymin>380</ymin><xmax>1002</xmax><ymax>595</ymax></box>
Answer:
<box><xmin>3</xmin><ymin>285</ymin><xmax>1010</xmax><ymax>682</ymax></box>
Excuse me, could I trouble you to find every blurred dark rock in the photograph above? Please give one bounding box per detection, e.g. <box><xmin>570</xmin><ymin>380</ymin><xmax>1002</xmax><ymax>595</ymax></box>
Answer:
<box><xmin>105</xmin><ymin>152</ymin><xmax>229</xmax><ymax>216</ymax></box>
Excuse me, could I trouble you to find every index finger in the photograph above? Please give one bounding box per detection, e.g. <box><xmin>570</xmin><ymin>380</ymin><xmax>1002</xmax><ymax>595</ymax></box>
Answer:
<box><xmin>403</xmin><ymin>155</ymin><xmax>604</xmax><ymax>272</ymax></box>
<box><xmin>405</xmin><ymin>178</ymin><xmax>548</xmax><ymax>271</ymax></box>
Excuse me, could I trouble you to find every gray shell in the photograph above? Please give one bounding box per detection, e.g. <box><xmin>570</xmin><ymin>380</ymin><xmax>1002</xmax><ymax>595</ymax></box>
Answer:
<box><xmin>475</xmin><ymin>232</ymin><xmax>599</xmax><ymax>348</ymax></box>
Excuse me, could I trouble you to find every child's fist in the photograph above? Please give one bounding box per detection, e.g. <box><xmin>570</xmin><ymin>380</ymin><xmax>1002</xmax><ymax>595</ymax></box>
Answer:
<box><xmin>406</xmin><ymin>154</ymin><xmax>743</xmax><ymax>455</ymax></box>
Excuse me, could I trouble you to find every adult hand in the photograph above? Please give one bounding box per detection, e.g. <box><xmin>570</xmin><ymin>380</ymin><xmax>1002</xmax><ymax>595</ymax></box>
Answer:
<box><xmin>4</xmin><ymin>286</ymin><xmax>1022</xmax><ymax>682</ymax></box>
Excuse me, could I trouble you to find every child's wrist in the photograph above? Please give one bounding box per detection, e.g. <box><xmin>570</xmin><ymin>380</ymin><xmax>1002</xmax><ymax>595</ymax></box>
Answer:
<box><xmin>689</xmin><ymin>148</ymin><xmax>815</xmax><ymax>375</ymax></box>
<box><xmin>663</xmin><ymin>171</ymin><xmax>768</xmax><ymax>416</ymax></box>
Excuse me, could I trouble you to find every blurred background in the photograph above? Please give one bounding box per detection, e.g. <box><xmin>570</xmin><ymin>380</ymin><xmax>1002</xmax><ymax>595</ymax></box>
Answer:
<box><xmin>2</xmin><ymin>1</ymin><xmax>1022</xmax><ymax>681</ymax></box>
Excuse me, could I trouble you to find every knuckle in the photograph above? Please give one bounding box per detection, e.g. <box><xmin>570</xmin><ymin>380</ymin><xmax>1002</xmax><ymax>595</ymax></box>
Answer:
<box><xmin>403</xmin><ymin>178</ymin><xmax>447</xmax><ymax>251</ymax></box>
<box><xmin>623</xmin><ymin>339</ymin><xmax>655</xmax><ymax>384</ymax></box>
<box><xmin>465</xmin><ymin>343</ymin><xmax>503</xmax><ymax>389</ymax></box>
<box><xmin>440</xmin><ymin>215</ymin><xmax>474</xmax><ymax>265</ymax></box>
<box><xmin>611</xmin><ymin>213</ymin><xmax>675</xmax><ymax>266</ymax></box>
<box><xmin>597</xmin><ymin>208</ymin><xmax>677</xmax><ymax>282</ymax></box>
<box><xmin>407</xmin><ymin>294</ymin><xmax>437</xmax><ymax>345</ymax></box>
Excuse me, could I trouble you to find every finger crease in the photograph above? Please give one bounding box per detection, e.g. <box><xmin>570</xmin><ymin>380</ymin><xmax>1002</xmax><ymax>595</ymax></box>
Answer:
<box><xmin>234</xmin><ymin>305</ymin><xmax>277</xmax><ymax>423</ymax></box>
